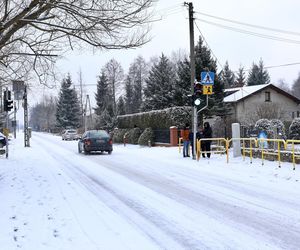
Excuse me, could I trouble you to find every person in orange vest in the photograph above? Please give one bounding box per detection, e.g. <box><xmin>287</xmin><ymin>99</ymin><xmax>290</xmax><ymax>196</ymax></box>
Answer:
<box><xmin>181</xmin><ymin>123</ymin><xmax>190</xmax><ymax>157</ymax></box>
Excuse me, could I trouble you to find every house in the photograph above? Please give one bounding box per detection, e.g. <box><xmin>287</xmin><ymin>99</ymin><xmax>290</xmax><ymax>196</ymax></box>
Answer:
<box><xmin>224</xmin><ymin>83</ymin><xmax>300</xmax><ymax>125</ymax></box>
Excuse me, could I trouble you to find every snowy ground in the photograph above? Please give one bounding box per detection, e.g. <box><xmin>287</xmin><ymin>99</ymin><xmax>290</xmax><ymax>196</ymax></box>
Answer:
<box><xmin>0</xmin><ymin>132</ymin><xmax>300</xmax><ymax>250</ymax></box>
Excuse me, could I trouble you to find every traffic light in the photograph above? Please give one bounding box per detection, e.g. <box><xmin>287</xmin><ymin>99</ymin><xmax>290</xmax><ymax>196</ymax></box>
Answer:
<box><xmin>193</xmin><ymin>82</ymin><xmax>202</xmax><ymax>106</ymax></box>
<box><xmin>3</xmin><ymin>90</ymin><xmax>13</xmax><ymax>112</ymax></box>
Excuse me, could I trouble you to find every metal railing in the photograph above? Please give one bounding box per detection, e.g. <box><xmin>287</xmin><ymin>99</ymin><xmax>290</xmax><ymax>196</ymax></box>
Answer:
<box><xmin>178</xmin><ymin>137</ymin><xmax>299</xmax><ymax>170</ymax></box>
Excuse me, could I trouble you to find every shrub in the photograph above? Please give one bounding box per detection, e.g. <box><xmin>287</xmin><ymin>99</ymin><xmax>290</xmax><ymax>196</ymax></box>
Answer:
<box><xmin>126</xmin><ymin>127</ymin><xmax>142</xmax><ymax>144</ymax></box>
<box><xmin>138</xmin><ymin>127</ymin><xmax>155</xmax><ymax>146</ymax></box>
<box><xmin>112</xmin><ymin>128</ymin><xmax>129</xmax><ymax>143</ymax></box>
<box><xmin>270</xmin><ymin>119</ymin><xmax>286</xmax><ymax>139</ymax></box>
<box><xmin>255</xmin><ymin>119</ymin><xmax>273</xmax><ymax>137</ymax></box>
<box><xmin>289</xmin><ymin>118</ymin><xmax>300</xmax><ymax>139</ymax></box>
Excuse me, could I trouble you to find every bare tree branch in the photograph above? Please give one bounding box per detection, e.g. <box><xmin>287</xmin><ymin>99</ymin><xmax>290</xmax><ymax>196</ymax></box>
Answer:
<box><xmin>0</xmin><ymin>0</ymin><xmax>155</xmax><ymax>86</ymax></box>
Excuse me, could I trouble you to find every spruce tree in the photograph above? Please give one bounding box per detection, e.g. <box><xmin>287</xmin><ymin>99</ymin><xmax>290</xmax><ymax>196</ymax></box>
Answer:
<box><xmin>142</xmin><ymin>54</ymin><xmax>176</xmax><ymax>111</ymax></box>
<box><xmin>194</xmin><ymin>36</ymin><xmax>227</xmax><ymax>119</ymax></box>
<box><xmin>235</xmin><ymin>66</ymin><xmax>246</xmax><ymax>87</ymax></box>
<box><xmin>247</xmin><ymin>59</ymin><xmax>270</xmax><ymax>86</ymax></box>
<box><xmin>94</xmin><ymin>72</ymin><xmax>109</xmax><ymax>116</ymax></box>
<box><xmin>173</xmin><ymin>57</ymin><xmax>191</xmax><ymax>106</ymax></box>
<box><xmin>124</xmin><ymin>75</ymin><xmax>134</xmax><ymax>114</ymax></box>
<box><xmin>56</xmin><ymin>74</ymin><xmax>81</xmax><ymax>129</ymax></box>
<box><xmin>219</xmin><ymin>61</ymin><xmax>235</xmax><ymax>88</ymax></box>
<box><xmin>94</xmin><ymin>71</ymin><xmax>115</xmax><ymax>129</ymax></box>
<box><xmin>117</xmin><ymin>97</ymin><xmax>126</xmax><ymax>115</ymax></box>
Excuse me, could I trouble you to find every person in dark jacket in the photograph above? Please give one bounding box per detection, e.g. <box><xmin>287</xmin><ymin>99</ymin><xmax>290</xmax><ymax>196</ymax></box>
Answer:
<box><xmin>196</xmin><ymin>126</ymin><xmax>205</xmax><ymax>158</ymax></box>
<box><xmin>202</xmin><ymin>122</ymin><xmax>212</xmax><ymax>158</ymax></box>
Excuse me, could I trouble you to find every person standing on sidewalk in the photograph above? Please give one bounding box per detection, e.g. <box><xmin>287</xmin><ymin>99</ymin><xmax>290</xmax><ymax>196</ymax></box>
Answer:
<box><xmin>181</xmin><ymin>123</ymin><xmax>190</xmax><ymax>157</ymax></box>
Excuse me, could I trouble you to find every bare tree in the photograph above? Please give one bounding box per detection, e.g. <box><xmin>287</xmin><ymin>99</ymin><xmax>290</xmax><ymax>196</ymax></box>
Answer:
<box><xmin>276</xmin><ymin>78</ymin><xmax>291</xmax><ymax>94</ymax></box>
<box><xmin>241</xmin><ymin>103</ymin><xmax>284</xmax><ymax>125</ymax></box>
<box><xmin>0</xmin><ymin>0</ymin><xmax>154</xmax><ymax>86</ymax></box>
<box><xmin>103</xmin><ymin>59</ymin><xmax>124</xmax><ymax>115</ymax></box>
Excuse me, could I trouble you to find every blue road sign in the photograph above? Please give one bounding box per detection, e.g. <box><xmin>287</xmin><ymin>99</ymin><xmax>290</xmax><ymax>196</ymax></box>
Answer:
<box><xmin>201</xmin><ymin>71</ymin><xmax>215</xmax><ymax>85</ymax></box>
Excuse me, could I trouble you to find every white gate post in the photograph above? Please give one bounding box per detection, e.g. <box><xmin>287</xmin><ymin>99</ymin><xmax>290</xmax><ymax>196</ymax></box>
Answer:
<box><xmin>232</xmin><ymin>123</ymin><xmax>241</xmax><ymax>157</ymax></box>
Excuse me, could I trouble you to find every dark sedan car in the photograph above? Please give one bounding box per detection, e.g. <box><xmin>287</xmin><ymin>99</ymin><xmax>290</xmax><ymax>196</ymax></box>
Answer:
<box><xmin>78</xmin><ymin>130</ymin><xmax>113</xmax><ymax>155</ymax></box>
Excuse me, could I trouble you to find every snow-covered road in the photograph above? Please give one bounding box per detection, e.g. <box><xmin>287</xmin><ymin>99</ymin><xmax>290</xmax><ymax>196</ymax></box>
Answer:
<box><xmin>0</xmin><ymin>132</ymin><xmax>300</xmax><ymax>250</ymax></box>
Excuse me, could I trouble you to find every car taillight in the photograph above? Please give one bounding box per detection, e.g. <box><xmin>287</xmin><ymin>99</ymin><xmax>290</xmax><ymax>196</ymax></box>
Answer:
<box><xmin>109</xmin><ymin>139</ymin><xmax>113</xmax><ymax>145</ymax></box>
<box><xmin>84</xmin><ymin>139</ymin><xmax>91</xmax><ymax>146</ymax></box>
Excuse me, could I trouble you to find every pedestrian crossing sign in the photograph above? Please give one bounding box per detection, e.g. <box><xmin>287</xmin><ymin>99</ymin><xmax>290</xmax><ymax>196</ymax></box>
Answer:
<box><xmin>201</xmin><ymin>71</ymin><xmax>215</xmax><ymax>85</ymax></box>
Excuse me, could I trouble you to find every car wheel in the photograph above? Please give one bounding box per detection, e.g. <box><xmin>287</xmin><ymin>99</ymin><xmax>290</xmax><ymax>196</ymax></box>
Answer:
<box><xmin>78</xmin><ymin>144</ymin><xmax>82</xmax><ymax>153</ymax></box>
<box><xmin>108</xmin><ymin>150</ymin><xmax>112</xmax><ymax>155</ymax></box>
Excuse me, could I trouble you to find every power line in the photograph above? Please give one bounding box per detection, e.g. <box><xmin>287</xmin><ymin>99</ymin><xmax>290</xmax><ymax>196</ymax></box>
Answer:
<box><xmin>195</xmin><ymin>20</ymin><xmax>300</xmax><ymax>74</ymax></box>
<box><xmin>194</xmin><ymin>21</ymin><xmax>224</xmax><ymax>71</ymax></box>
<box><xmin>195</xmin><ymin>17</ymin><xmax>300</xmax><ymax>45</ymax></box>
<box><xmin>195</xmin><ymin>11</ymin><xmax>300</xmax><ymax>37</ymax></box>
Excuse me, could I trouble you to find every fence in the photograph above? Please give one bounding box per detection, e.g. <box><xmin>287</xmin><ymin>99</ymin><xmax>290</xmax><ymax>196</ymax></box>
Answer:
<box><xmin>178</xmin><ymin>137</ymin><xmax>300</xmax><ymax>170</ymax></box>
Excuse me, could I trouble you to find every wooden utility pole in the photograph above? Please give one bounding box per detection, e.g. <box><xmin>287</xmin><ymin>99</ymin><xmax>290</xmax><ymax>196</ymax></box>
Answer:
<box><xmin>185</xmin><ymin>2</ymin><xmax>197</xmax><ymax>159</ymax></box>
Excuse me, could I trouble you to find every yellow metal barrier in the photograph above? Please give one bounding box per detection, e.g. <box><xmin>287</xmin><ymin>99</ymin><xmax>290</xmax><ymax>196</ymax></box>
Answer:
<box><xmin>196</xmin><ymin>138</ymin><xmax>227</xmax><ymax>161</ymax></box>
<box><xmin>285</xmin><ymin>140</ymin><xmax>300</xmax><ymax>170</ymax></box>
<box><xmin>257</xmin><ymin>138</ymin><xmax>286</xmax><ymax>167</ymax></box>
<box><xmin>178</xmin><ymin>136</ymin><xmax>298</xmax><ymax>170</ymax></box>
<box><xmin>227</xmin><ymin>138</ymin><xmax>257</xmax><ymax>164</ymax></box>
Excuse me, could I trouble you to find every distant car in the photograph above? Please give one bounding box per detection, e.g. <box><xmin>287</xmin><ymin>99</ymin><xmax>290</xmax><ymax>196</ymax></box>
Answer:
<box><xmin>78</xmin><ymin>130</ymin><xmax>113</xmax><ymax>155</ymax></box>
<box><xmin>62</xmin><ymin>129</ymin><xmax>80</xmax><ymax>140</ymax></box>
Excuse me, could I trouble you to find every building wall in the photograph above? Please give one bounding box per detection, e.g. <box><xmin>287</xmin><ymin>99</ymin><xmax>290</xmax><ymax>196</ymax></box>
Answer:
<box><xmin>232</xmin><ymin>87</ymin><xmax>299</xmax><ymax>124</ymax></box>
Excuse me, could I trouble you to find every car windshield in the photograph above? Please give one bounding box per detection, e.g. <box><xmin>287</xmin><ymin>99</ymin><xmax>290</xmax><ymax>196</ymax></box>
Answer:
<box><xmin>89</xmin><ymin>130</ymin><xmax>109</xmax><ymax>138</ymax></box>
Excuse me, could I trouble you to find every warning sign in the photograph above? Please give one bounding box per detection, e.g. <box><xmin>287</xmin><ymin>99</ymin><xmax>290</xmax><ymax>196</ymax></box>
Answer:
<box><xmin>203</xmin><ymin>85</ymin><xmax>213</xmax><ymax>95</ymax></box>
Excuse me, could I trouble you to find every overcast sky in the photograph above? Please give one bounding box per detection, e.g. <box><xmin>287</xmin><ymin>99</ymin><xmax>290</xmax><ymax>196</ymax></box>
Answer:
<box><xmin>34</xmin><ymin>0</ymin><xmax>300</xmax><ymax>102</ymax></box>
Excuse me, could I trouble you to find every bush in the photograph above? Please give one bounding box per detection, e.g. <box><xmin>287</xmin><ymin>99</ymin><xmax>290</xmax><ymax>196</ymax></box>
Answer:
<box><xmin>126</xmin><ymin>127</ymin><xmax>142</xmax><ymax>144</ymax></box>
<box><xmin>255</xmin><ymin>119</ymin><xmax>273</xmax><ymax>137</ymax></box>
<box><xmin>289</xmin><ymin>118</ymin><xmax>300</xmax><ymax>139</ymax></box>
<box><xmin>112</xmin><ymin>128</ymin><xmax>129</xmax><ymax>143</ymax></box>
<box><xmin>270</xmin><ymin>119</ymin><xmax>286</xmax><ymax>139</ymax></box>
<box><xmin>138</xmin><ymin>127</ymin><xmax>155</xmax><ymax>146</ymax></box>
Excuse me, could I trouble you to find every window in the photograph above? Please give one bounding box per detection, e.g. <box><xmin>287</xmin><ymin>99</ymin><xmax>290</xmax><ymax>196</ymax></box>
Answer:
<box><xmin>292</xmin><ymin>112</ymin><xmax>295</xmax><ymax>119</ymax></box>
<box><xmin>265</xmin><ymin>91</ymin><xmax>271</xmax><ymax>102</ymax></box>
<box><xmin>297</xmin><ymin>111</ymin><xmax>300</xmax><ymax>117</ymax></box>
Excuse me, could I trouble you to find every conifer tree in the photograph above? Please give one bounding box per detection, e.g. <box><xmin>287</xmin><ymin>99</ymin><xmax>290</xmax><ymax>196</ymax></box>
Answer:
<box><xmin>94</xmin><ymin>71</ymin><xmax>115</xmax><ymax>129</ymax></box>
<box><xmin>124</xmin><ymin>75</ymin><xmax>134</xmax><ymax>114</ymax></box>
<box><xmin>94</xmin><ymin>72</ymin><xmax>110</xmax><ymax>116</ymax></box>
<box><xmin>234</xmin><ymin>66</ymin><xmax>246</xmax><ymax>87</ymax></box>
<box><xmin>142</xmin><ymin>54</ymin><xmax>176</xmax><ymax>111</ymax></box>
<box><xmin>219</xmin><ymin>61</ymin><xmax>235</xmax><ymax>88</ymax></box>
<box><xmin>56</xmin><ymin>74</ymin><xmax>81</xmax><ymax>128</ymax></box>
<box><xmin>117</xmin><ymin>97</ymin><xmax>126</xmax><ymax>115</ymax></box>
<box><xmin>173</xmin><ymin>57</ymin><xmax>191</xmax><ymax>106</ymax></box>
<box><xmin>194</xmin><ymin>36</ymin><xmax>227</xmax><ymax>119</ymax></box>
<box><xmin>247</xmin><ymin>59</ymin><xmax>270</xmax><ymax>86</ymax></box>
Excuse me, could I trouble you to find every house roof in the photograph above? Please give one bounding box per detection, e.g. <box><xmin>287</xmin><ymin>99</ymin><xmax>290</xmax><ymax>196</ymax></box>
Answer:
<box><xmin>224</xmin><ymin>83</ymin><xmax>300</xmax><ymax>104</ymax></box>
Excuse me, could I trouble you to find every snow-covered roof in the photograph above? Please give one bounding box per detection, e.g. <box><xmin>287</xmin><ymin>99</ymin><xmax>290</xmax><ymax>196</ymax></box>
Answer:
<box><xmin>224</xmin><ymin>84</ymin><xmax>271</xmax><ymax>103</ymax></box>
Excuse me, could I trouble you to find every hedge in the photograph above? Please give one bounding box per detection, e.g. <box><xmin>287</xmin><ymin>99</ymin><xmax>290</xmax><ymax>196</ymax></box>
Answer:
<box><xmin>117</xmin><ymin>106</ymin><xmax>192</xmax><ymax>129</ymax></box>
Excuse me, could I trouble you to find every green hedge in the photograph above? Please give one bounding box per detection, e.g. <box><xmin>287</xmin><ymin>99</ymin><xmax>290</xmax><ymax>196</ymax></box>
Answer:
<box><xmin>117</xmin><ymin>106</ymin><xmax>192</xmax><ymax>129</ymax></box>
